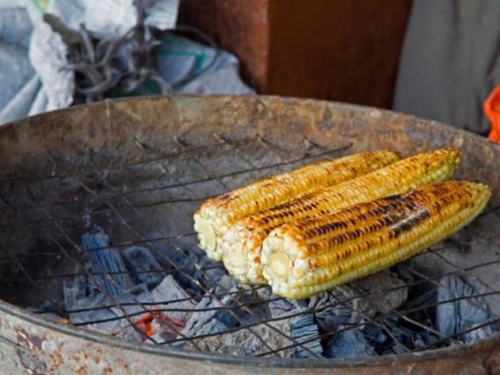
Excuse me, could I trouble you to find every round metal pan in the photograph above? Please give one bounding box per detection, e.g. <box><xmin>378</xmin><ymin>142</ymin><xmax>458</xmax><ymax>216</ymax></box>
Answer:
<box><xmin>0</xmin><ymin>95</ymin><xmax>500</xmax><ymax>374</ymax></box>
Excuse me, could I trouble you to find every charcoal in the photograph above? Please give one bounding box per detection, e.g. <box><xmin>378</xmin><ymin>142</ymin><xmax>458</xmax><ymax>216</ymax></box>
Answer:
<box><xmin>112</xmin><ymin>324</ymin><xmax>145</xmax><ymax>342</ymax></box>
<box><xmin>363</xmin><ymin>319</ymin><xmax>438</xmax><ymax>354</ymax></box>
<box><xmin>108</xmin><ymin>276</ymin><xmax>195</xmax><ymax>342</ymax></box>
<box><xmin>77</xmin><ymin>304</ymin><xmax>124</xmax><ymax>334</ymax></box>
<box><xmin>150</xmin><ymin>275</ymin><xmax>196</xmax><ymax>322</ymax></box>
<box><xmin>392</xmin><ymin>345</ymin><xmax>406</xmax><ymax>355</ymax></box>
<box><xmin>193</xmin><ymin>259</ymin><xmax>226</xmax><ymax>289</ymax></box>
<box><xmin>436</xmin><ymin>275</ymin><xmax>499</xmax><ymax>344</ymax></box>
<box><xmin>391</xmin><ymin>325</ymin><xmax>409</xmax><ymax>342</ymax></box>
<box><xmin>238</xmin><ymin>301</ymin><xmax>269</xmax><ymax>326</ymax></box>
<box><xmin>337</xmin><ymin>270</ymin><xmax>408</xmax><ymax>323</ymax></box>
<box><xmin>391</xmin><ymin>326</ymin><xmax>415</xmax><ymax>350</ymax></box>
<box><xmin>81</xmin><ymin>227</ymin><xmax>132</xmax><ymax>297</ymax></box>
<box><xmin>179</xmin><ymin>321</ymin><xmax>294</xmax><ymax>357</ymax></box>
<box><xmin>409</xmin><ymin>330</ymin><xmax>438</xmax><ymax>350</ymax></box>
<box><xmin>362</xmin><ymin>324</ymin><xmax>389</xmax><ymax>346</ymax></box>
<box><xmin>267</xmin><ymin>299</ymin><xmax>321</xmax><ymax>357</ymax></box>
<box><xmin>150</xmin><ymin>313</ymin><xmax>187</xmax><ymax>342</ymax></box>
<box><xmin>269</xmin><ymin>299</ymin><xmax>295</xmax><ymax>318</ymax></box>
<box><xmin>223</xmin><ymin>285</ymin><xmax>270</xmax><ymax>327</ymax></box>
<box><xmin>413</xmin><ymin>337</ymin><xmax>426</xmax><ymax>350</ymax></box>
<box><xmin>165</xmin><ymin>236</ymin><xmax>225</xmax><ymax>291</ymax></box>
<box><xmin>309</xmin><ymin>291</ymin><xmax>351</xmax><ymax>332</ymax></box>
<box><xmin>110</xmin><ymin>275</ymin><xmax>195</xmax><ymax>341</ymax></box>
<box><xmin>156</xmin><ymin>243</ymin><xmax>198</xmax><ymax>289</ymax></box>
<box><xmin>63</xmin><ymin>275</ymin><xmax>93</xmax><ymax>311</ymax></box>
<box><xmin>215</xmin><ymin>274</ymin><xmax>238</xmax><ymax>293</ymax></box>
<box><xmin>391</xmin><ymin>262</ymin><xmax>416</xmax><ymax>285</ymax></box>
<box><xmin>175</xmin><ymin>256</ymin><xmax>225</xmax><ymax>292</ymax></box>
<box><xmin>64</xmin><ymin>275</ymin><xmax>113</xmax><ymax>329</ymax></box>
<box><xmin>150</xmin><ymin>332</ymin><xmax>173</xmax><ymax>344</ymax></box>
<box><xmin>181</xmin><ymin>288</ymin><xmax>239</xmax><ymax>338</ymax></box>
<box><xmin>403</xmin><ymin>287</ymin><xmax>437</xmax><ymax>313</ymax></box>
<box><xmin>26</xmin><ymin>302</ymin><xmax>66</xmax><ymax>324</ymax></box>
<box><xmin>291</xmin><ymin>313</ymin><xmax>323</xmax><ymax>358</ymax></box>
<box><xmin>326</xmin><ymin>327</ymin><xmax>377</xmax><ymax>358</ymax></box>
<box><xmin>255</xmin><ymin>285</ymin><xmax>273</xmax><ymax>301</ymax></box>
<box><xmin>58</xmin><ymin>225</ymin><xmax>493</xmax><ymax>357</ymax></box>
<box><xmin>269</xmin><ymin>298</ymin><xmax>306</xmax><ymax>318</ymax></box>
<box><xmin>64</xmin><ymin>274</ymin><xmax>195</xmax><ymax>341</ymax></box>
<box><xmin>122</xmin><ymin>246</ymin><xmax>165</xmax><ymax>287</ymax></box>
<box><xmin>390</xmin><ymin>325</ymin><xmax>436</xmax><ymax>353</ymax></box>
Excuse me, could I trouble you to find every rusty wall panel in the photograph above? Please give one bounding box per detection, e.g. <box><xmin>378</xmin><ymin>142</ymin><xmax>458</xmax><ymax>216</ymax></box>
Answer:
<box><xmin>266</xmin><ymin>0</ymin><xmax>412</xmax><ymax>108</ymax></box>
<box><xmin>179</xmin><ymin>0</ymin><xmax>412</xmax><ymax>108</ymax></box>
<box><xmin>178</xmin><ymin>0</ymin><xmax>270</xmax><ymax>92</ymax></box>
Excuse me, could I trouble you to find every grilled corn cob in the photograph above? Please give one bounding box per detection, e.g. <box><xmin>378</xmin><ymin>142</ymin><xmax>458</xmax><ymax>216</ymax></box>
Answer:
<box><xmin>194</xmin><ymin>150</ymin><xmax>400</xmax><ymax>260</ymax></box>
<box><xmin>261</xmin><ymin>181</ymin><xmax>491</xmax><ymax>299</ymax></box>
<box><xmin>221</xmin><ymin>148</ymin><xmax>462</xmax><ymax>284</ymax></box>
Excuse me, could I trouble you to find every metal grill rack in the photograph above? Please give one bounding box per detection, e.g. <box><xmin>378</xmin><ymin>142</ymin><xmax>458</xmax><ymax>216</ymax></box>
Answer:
<box><xmin>1</xmin><ymin>97</ymin><xmax>500</xmax><ymax>363</ymax></box>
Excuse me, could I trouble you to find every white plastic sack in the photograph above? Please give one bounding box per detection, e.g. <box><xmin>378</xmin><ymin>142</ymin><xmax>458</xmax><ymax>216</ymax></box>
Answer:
<box><xmin>0</xmin><ymin>0</ymin><xmax>254</xmax><ymax>126</ymax></box>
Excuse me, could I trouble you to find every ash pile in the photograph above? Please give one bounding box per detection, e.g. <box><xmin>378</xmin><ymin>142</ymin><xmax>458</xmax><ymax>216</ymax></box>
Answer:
<box><xmin>37</xmin><ymin>227</ymin><xmax>500</xmax><ymax>358</ymax></box>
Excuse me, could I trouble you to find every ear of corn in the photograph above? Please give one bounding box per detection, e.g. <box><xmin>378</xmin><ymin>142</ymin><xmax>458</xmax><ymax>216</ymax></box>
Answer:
<box><xmin>261</xmin><ymin>181</ymin><xmax>491</xmax><ymax>299</ymax></box>
<box><xmin>194</xmin><ymin>150</ymin><xmax>400</xmax><ymax>260</ymax></box>
<box><xmin>221</xmin><ymin>148</ymin><xmax>462</xmax><ymax>284</ymax></box>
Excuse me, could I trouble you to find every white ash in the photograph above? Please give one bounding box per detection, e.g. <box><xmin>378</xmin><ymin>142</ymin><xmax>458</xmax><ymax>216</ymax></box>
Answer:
<box><xmin>146</xmin><ymin>276</ymin><xmax>198</xmax><ymax>343</ymax></box>
<box><xmin>179</xmin><ymin>320</ymin><xmax>294</xmax><ymax>357</ymax></box>
<box><xmin>150</xmin><ymin>276</ymin><xmax>196</xmax><ymax>322</ymax></box>
<box><xmin>64</xmin><ymin>274</ymin><xmax>194</xmax><ymax>341</ymax></box>
<box><xmin>64</xmin><ymin>275</ymin><xmax>98</xmax><ymax>312</ymax></box>
<box><xmin>269</xmin><ymin>298</ymin><xmax>323</xmax><ymax>358</ymax></box>
<box><xmin>215</xmin><ymin>274</ymin><xmax>238</xmax><ymax>293</ymax></box>
<box><xmin>336</xmin><ymin>270</ymin><xmax>408</xmax><ymax>323</ymax></box>
<box><xmin>180</xmin><ymin>288</ymin><xmax>240</xmax><ymax>339</ymax></box>
<box><xmin>436</xmin><ymin>275</ymin><xmax>499</xmax><ymax>344</ymax></box>
<box><xmin>413</xmin><ymin>209</ymin><xmax>500</xmax><ymax>317</ymax></box>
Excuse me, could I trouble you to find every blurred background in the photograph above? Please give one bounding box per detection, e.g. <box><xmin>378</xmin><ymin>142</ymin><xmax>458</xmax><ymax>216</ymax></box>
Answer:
<box><xmin>1</xmin><ymin>0</ymin><xmax>500</xmax><ymax>140</ymax></box>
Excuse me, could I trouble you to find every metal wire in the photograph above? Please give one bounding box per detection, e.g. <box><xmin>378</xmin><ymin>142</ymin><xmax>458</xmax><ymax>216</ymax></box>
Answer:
<box><xmin>0</xmin><ymin>133</ymin><xmax>499</xmax><ymax>359</ymax></box>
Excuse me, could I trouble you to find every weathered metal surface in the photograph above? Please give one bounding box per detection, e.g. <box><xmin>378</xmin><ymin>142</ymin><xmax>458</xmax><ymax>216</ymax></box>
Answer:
<box><xmin>1</xmin><ymin>95</ymin><xmax>500</xmax><ymax>373</ymax></box>
<box><xmin>1</xmin><ymin>96</ymin><xmax>500</xmax><ymax>206</ymax></box>
<box><xmin>0</xmin><ymin>300</ymin><xmax>498</xmax><ymax>374</ymax></box>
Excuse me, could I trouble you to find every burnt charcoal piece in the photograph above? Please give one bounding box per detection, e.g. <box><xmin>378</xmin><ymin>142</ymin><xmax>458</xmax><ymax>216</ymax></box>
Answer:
<box><xmin>436</xmin><ymin>275</ymin><xmax>499</xmax><ymax>344</ymax></box>
<box><xmin>326</xmin><ymin>327</ymin><xmax>377</xmax><ymax>358</ymax></box>
<box><xmin>290</xmin><ymin>313</ymin><xmax>323</xmax><ymax>358</ymax></box>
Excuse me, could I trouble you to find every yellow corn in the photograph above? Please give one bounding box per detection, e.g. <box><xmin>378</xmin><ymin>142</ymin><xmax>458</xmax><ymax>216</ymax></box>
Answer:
<box><xmin>261</xmin><ymin>181</ymin><xmax>491</xmax><ymax>299</ymax></box>
<box><xmin>194</xmin><ymin>150</ymin><xmax>400</xmax><ymax>260</ymax></box>
<box><xmin>221</xmin><ymin>148</ymin><xmax>462</xmax><ymax>284</ymax></box>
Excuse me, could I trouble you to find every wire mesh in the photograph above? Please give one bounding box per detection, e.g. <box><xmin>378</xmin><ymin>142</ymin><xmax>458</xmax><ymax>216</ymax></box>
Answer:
<box><xmin>0</xmin><ymin>132</ymin><xmax>500</xmax><ymax>359</ymax></box>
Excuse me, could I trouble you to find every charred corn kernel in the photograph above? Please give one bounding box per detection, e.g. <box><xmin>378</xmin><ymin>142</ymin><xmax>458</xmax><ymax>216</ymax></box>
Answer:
<box><xmin>194</xmin><ymin>150</ymin><xmax>400</xmax><ymax>260</ymax></box>
<box><xmin>261</xmin><ymin>181</ymin><xmax>491</xmax><ymax>299</ymax></box>
<box><xmin>221</xmin><ymin>148</ymin><xmax>462</xmax><ymax>284</ymax></box>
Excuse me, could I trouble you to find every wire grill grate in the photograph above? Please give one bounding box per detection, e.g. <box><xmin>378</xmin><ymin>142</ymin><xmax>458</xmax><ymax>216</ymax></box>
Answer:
<box><xmin>1</xmin><ymin>132</ymin><xmax>500</xmax><ymax>358</ymax></box>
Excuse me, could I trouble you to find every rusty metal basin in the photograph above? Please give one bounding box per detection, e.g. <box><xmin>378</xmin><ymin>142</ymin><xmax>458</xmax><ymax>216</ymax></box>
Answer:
<box><xmin>1</xmin><ymin>95</ymin><xmax>500</xmax><ymax>374</ymax></box>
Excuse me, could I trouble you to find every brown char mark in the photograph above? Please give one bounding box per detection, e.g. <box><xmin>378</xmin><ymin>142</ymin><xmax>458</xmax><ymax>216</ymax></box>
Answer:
<box><xmin>389</xmin><ymin>209</ymin><xmax>431</xmax><ymax>239</ymax></box>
